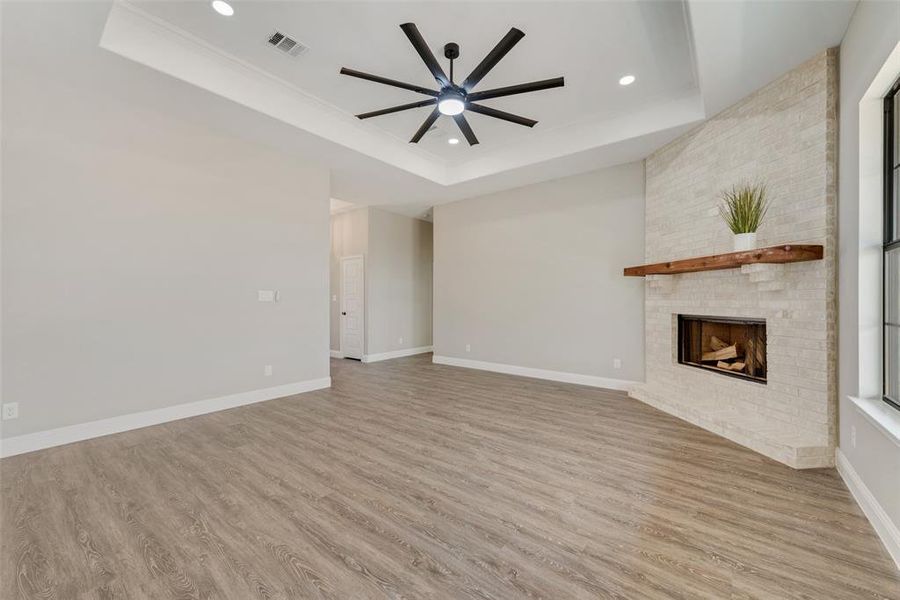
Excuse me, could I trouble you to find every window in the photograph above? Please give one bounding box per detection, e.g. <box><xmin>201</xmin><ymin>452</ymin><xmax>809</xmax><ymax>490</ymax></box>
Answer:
<box><xmin>885</xmin><ymin>79</ymin><xmax>900</xmax><ymax>410</ymax></box>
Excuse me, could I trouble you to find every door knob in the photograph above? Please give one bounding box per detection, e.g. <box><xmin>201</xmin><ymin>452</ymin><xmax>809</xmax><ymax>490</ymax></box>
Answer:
<box><xmin>341</xmin><ymin>311</ymin><xmax>347</xmax><ymax>315</ymax></box>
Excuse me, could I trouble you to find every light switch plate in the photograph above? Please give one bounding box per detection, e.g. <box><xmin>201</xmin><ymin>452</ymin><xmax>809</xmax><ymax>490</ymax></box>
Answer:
<box><xmin>258</xmin><ymin>290</ymin><xmax>276</xmax><ymax>302</ymax></box>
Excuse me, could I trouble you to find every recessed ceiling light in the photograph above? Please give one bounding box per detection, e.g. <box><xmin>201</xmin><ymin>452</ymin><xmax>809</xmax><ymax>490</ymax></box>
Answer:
<box><xmin>619</xmin><ymin>74</ymin><xmax>636</xmax><ymax>86</ymax></box>
<box><xmin>211</xmin><ymin>0</ymin><xmax>234</xmax><ymax>16</ymax></box>
<box><xmin>448</xmin><ymin>138</ymin><xmax>460</xmax><ymax>145</ymax></box>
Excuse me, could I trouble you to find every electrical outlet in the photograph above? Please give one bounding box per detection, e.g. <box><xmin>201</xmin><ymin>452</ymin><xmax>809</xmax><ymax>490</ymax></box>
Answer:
<box><xmin>399</xmin><ymin>337</ymin><xmax>404</xmax><ymax>345</ymax></box>
<box><xmin>264</xmin><ymin>365</ymin><xmax>273</xmax><ymax>377</ymax></box>
<box><xmin>2</xmin><ymin>403</ymin><xmax>19</xmax><ymax>420</ymax></box>
<box><xmin>850</xmin><ymin>425</ymin><xmax>856</xmax><ymax>448</ymax></box>
<box><xmin>465</xmin><ymin>344</ymin><xmax>471</xmax><ymax>353</ymax></box>
<box><xmin>613</xmin><ymin>358</ymin><xmax>622</xmax><ymax>369</ymax></box>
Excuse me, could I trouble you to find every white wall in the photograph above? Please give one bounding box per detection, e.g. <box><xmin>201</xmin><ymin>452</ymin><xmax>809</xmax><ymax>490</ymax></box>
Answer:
<box><xmin>367</xmin><ymin>209</ymin><xmax>433</xmax><ymax>355</ymax></box>
<box><xmin>837</xmin><ymin>0</ymin><xmax>900</xmax><ymax>558</ymax></box>
<box><xmin>433</xmin><ymin>162</ymin><xmax>645</xmax><ymax>384</ymax></box>
<box><xmin>1</xmin><ymin>2</ymin><xmax>330</xmax><ymax>442</ymax></box>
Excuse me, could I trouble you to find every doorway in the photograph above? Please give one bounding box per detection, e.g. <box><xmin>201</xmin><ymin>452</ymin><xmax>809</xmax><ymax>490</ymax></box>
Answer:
<box><xmin>340</xmin><ymin>255</ymin><xmax>365</xmax><ymax>359</ymax></box>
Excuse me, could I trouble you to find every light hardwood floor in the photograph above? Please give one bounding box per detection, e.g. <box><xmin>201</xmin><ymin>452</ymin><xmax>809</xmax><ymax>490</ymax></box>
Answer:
<box><xmin>2</xmin><ymin>354</ymin><xmax>898</xmax><ymax>599</ymax></box>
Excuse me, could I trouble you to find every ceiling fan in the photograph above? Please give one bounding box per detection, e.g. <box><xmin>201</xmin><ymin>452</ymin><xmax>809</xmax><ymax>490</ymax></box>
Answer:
<box><xmin>340</xmin><ymin>23</ymin><xmax>564</xmax><ymax>145</ymax></box>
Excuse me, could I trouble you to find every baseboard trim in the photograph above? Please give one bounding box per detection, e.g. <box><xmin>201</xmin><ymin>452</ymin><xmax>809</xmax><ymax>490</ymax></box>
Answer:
<box><xmin>0</xmin><ymin>377</ymin><xmax>331</xmax><ymax>458</ymax></box>
<box><xmin>836</xmin><ymin>448</ymin><xmax>900</xmax><ymax>570</ymax></box>
<box><xmin>363</xmin><ymin>346</ymin><xmax>433</xmax><ymax>363</ymax></box>
<box><xmin>432</xmin><ymin>355</ymin><xmax>638</xmax><ymax>392</ymax></box>
<box><xmin>330</xmin><ymin>350</ymin><xmax>344</xmax><ymax>358</ymax></box>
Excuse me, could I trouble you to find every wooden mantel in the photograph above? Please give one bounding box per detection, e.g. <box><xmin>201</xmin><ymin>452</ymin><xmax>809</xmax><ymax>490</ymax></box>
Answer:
<box><xmin>623</xmin><ymin>244</ymin><xmax>824</xmax><ymax>277</ymax></box>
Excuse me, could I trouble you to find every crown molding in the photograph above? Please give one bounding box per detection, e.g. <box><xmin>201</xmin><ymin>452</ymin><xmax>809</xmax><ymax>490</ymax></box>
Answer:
<box><xmin>100</xmin><ymin>1</ymin><xmax>451</xmax><ymax>183</ymax></box>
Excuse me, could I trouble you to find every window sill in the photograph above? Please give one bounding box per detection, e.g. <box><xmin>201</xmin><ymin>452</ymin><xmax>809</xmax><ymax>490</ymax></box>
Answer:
<box><xmin>848</xmin><ymin>396</ymin><xmax>900</xmax><ymax>448</ymax></box>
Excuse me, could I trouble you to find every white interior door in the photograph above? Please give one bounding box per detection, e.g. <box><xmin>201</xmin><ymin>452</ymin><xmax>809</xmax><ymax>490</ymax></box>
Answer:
<box><xmin>340</xmin><ymin>256</ymin><xmax>365</xmax><ymax>359</ymax></box>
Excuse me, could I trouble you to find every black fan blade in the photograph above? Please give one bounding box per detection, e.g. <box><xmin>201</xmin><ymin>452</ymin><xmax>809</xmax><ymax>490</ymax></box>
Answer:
<box><xmin>410</xmin><ymin>107</ymin><xmax>441</xmax><ymax>143</ymax></box>
<box><xmin>461</xmin><ymin>27</ymin><xmax>525</xmax><ymax>90</ymax></box>
<box><xmin>467</xmin><ymin>103</ymin><xmax>537</xmax><ymax>127</ymax></box>
<box><xmin>453</xmin><ymin>114</ymin><xmax>479</xmax><ymax>145</ymax></box>
<box><xmin>399</xmin><ymin>23</ymin><xmax>449</xmax><ymax>86</ymax></box>
<box><xmin>467</xmin><ymin>77</ymin><xmax>564</xmax><ymax>102</ymax></box>
<box><xmin>340</xmin><ymin>67</ymin><xmax>439</xmax><ymax>96</ymax></box>
<box><xmin>357</xmin><ymin>99</ymin><xmax>437</xmax><ymax>120</ymax></box>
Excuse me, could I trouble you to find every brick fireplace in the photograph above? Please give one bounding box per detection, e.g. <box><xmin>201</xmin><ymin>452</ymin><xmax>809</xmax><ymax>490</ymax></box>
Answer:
<box><xmin>628</xmin><ymin>50</ymin><xmax>838</xmax><ymax>469</ymax></box>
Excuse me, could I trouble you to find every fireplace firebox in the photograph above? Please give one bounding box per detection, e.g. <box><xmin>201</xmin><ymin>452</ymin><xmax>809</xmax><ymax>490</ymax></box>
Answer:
<box><xmin>677</xmin><ymin>315</ymin><xmax>766</xmax><ymax>383</ymax></box>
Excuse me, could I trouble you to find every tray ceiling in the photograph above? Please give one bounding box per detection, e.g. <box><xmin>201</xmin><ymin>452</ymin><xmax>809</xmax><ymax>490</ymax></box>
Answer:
<box><xmin>96</xmin><ymin>0</ymin><xmax>855</xmax><ymax>215</ymax></box>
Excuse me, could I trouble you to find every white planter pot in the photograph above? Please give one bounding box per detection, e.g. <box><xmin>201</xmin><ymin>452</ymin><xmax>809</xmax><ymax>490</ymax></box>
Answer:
<box><xmin>733</xmin><ymin>232</ymin><xmax>757</xmax><ymax>252</ymax></box>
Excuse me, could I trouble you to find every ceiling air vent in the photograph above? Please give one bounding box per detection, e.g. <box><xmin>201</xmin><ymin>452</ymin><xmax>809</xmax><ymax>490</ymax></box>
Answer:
<box><xmin>267</xmin><ymin>31</ymin><xmax>308</xmax><ymax>57</ymax></box>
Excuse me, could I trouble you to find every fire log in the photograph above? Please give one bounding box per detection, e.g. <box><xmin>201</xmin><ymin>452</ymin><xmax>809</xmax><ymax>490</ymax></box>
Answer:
<box><xmin>702</xmin><ymin>345</ymin><xmax>737</xmax><ymax>362</ymax></box>
<box><xmin>710</xmin><ymin>336</ymin><xmax>729</xmax><ymax>351</ymax></box>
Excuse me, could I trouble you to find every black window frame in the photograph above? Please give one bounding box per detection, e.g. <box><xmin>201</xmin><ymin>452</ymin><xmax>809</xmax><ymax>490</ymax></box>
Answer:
<box><xmin>884</xmin><ymin>77</ymin><xmax>900</xmax><ymax>411</ymax></box>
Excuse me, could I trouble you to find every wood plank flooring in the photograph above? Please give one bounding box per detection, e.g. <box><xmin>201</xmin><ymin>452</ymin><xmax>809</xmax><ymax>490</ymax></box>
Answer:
<box><xmin>2</xmin><ymin>354</ymin><xmax>898</xmax><ymax>599</ymax></box>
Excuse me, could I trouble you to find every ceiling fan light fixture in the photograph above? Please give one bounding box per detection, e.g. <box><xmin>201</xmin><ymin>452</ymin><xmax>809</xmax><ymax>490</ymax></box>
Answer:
<box><xmin>341</xmin><ymin>23</ymin><xmax>564</xmax><ymax>145</ymax></box>
<box><xmin>437</xmin><ymin>93</ymin><xmax>466</xmax><ymax>116</ymax></box>
<box><xmin>211</xmin><ymin>0</ymin><xmax>234</xmax><ymax>16</ymax></box>
<box><xmin>448</xmin><ymin>137</ymin><xmax>460</xmax><ymax>145</ymax></box>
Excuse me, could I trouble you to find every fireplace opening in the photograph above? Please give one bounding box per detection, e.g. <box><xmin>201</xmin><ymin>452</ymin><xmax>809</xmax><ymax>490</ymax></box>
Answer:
<box><xmin>677</xmin><ymin>315</ymin><xmax>767</xmax><ymax>383</ymax></box>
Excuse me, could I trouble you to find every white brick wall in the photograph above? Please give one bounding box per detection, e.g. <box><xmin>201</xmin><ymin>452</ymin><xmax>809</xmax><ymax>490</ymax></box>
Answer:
<box><xmin>630</xmin><ymin>50</ymin><xmax>838</xmax><ymax>469</ymax></box>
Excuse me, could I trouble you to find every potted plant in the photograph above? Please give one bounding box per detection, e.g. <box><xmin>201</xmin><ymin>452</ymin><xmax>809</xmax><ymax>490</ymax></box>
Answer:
<box><xmin>719</xmin><ymin>182</ymin><xmax>769</xmax><ymax>252</ymax></box>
